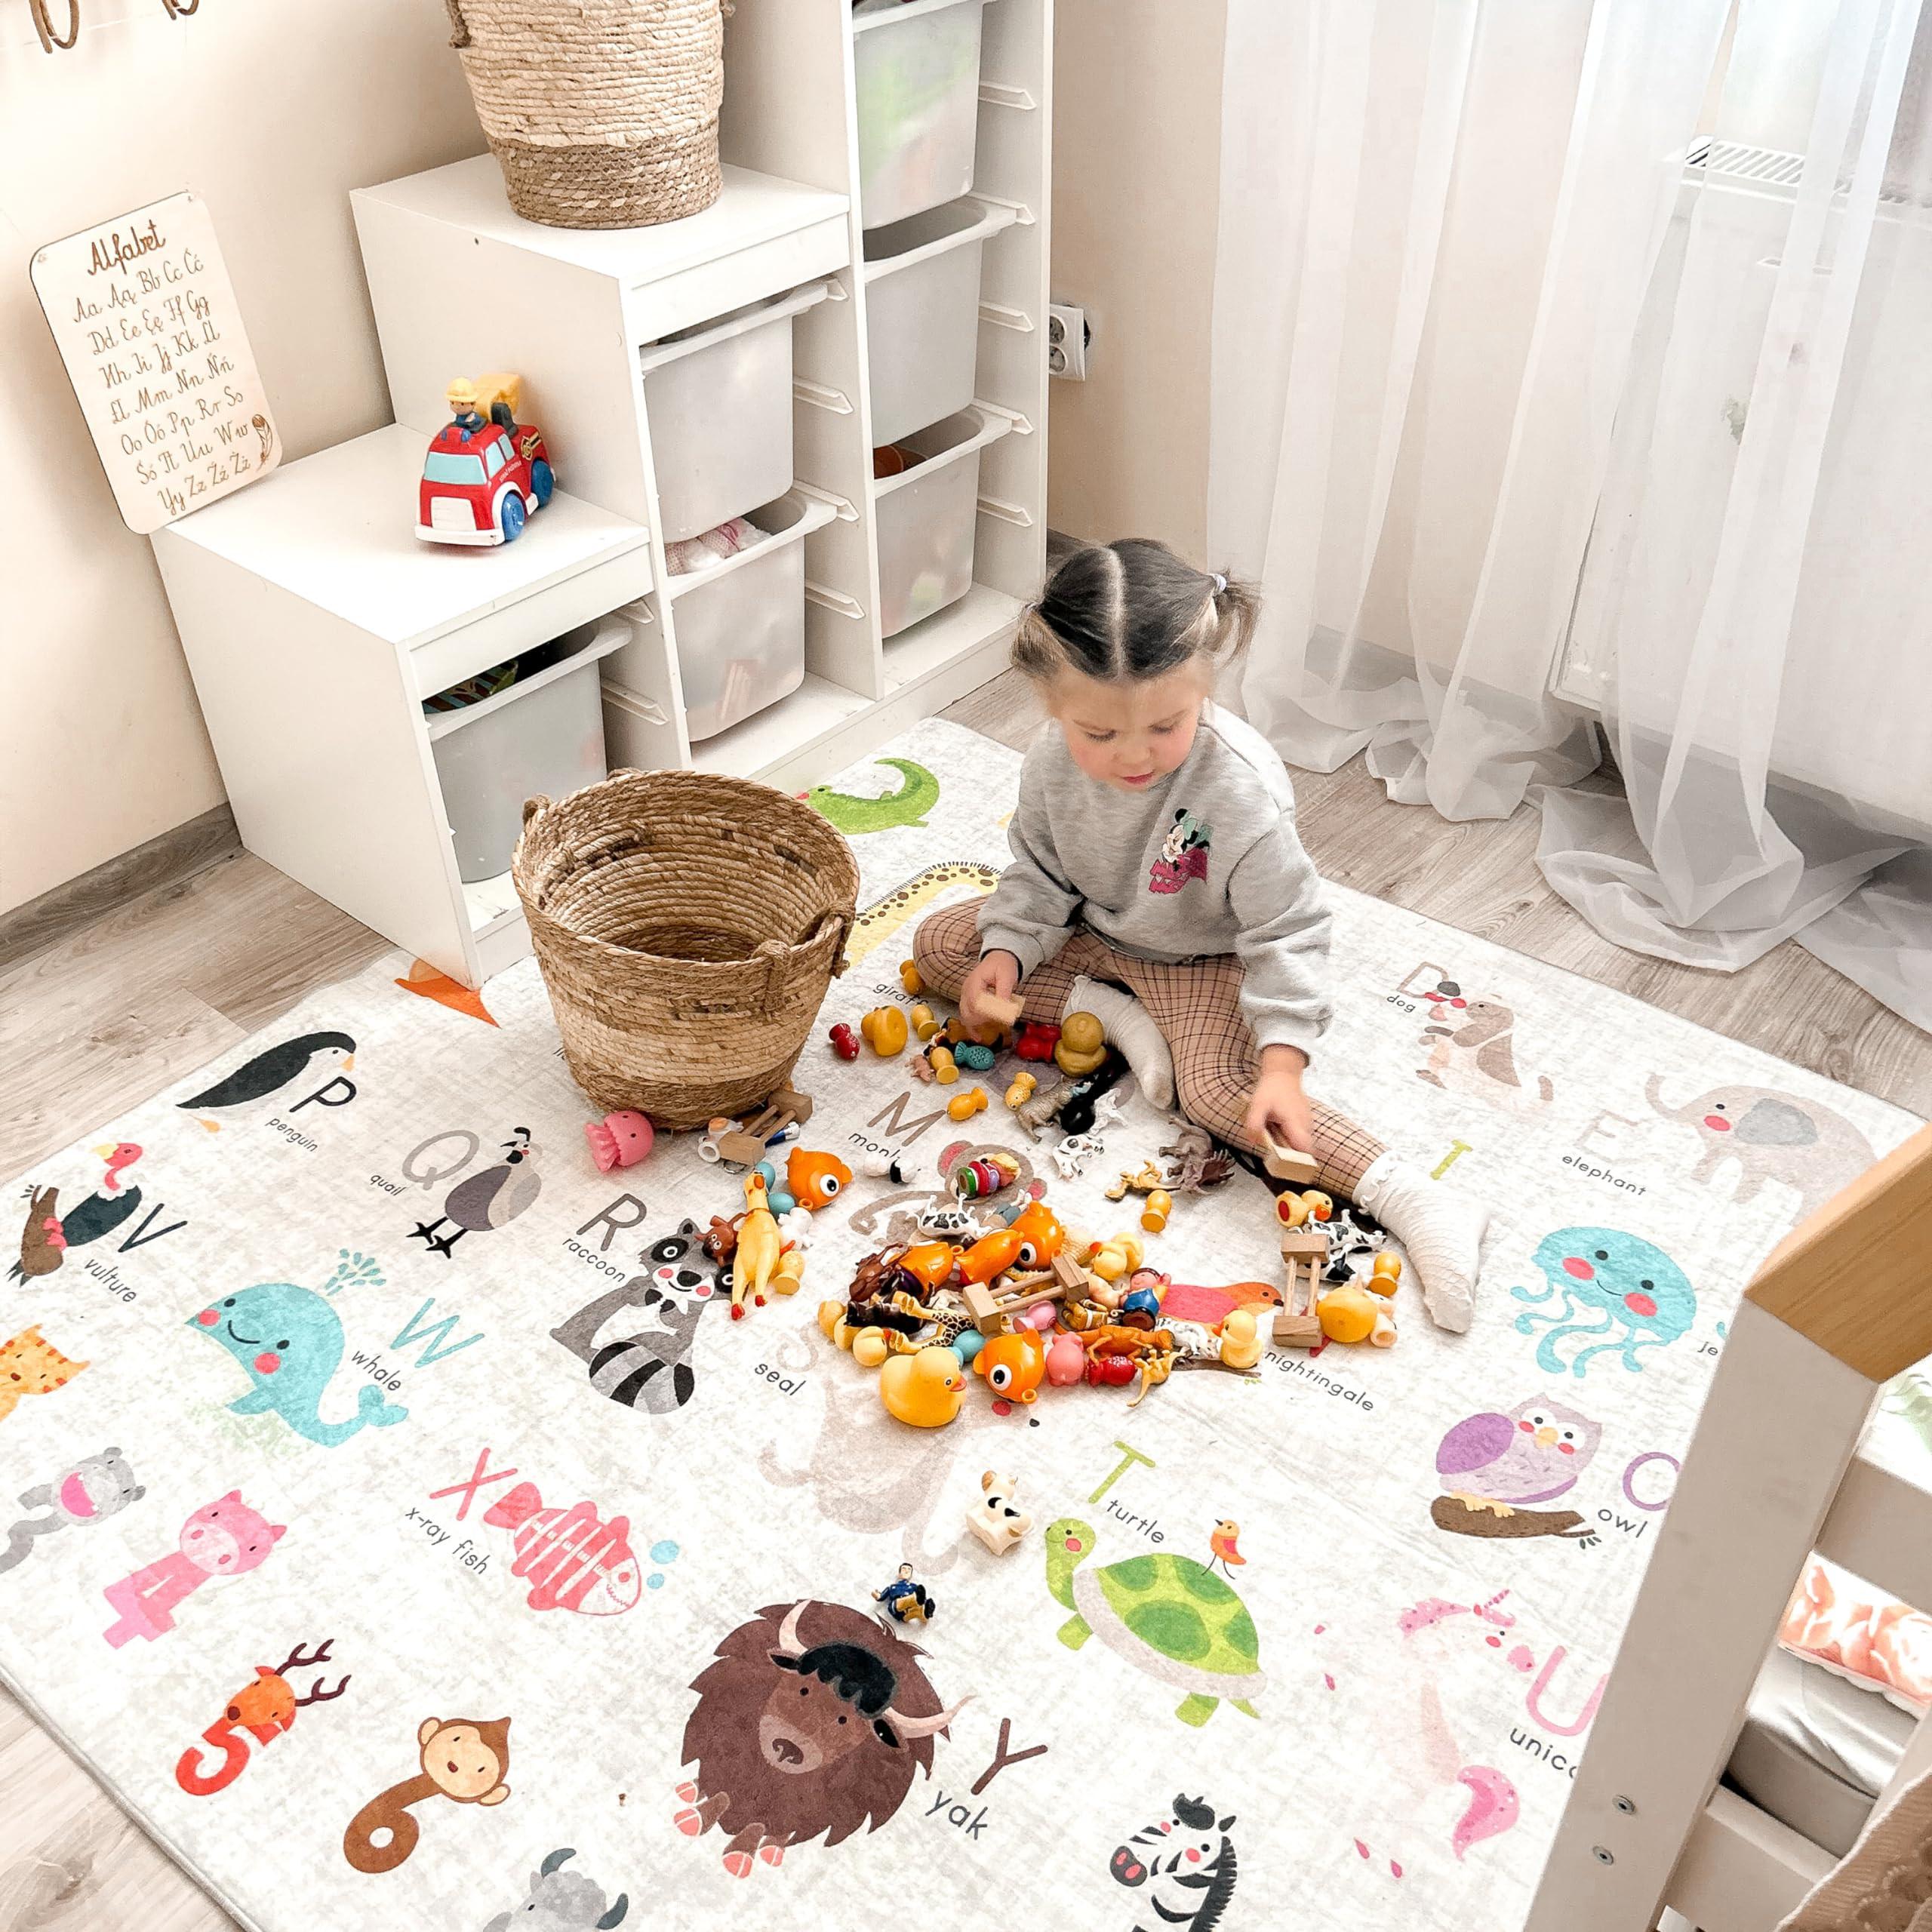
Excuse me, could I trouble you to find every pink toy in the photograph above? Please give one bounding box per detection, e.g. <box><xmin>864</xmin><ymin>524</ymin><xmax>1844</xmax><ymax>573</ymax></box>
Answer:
<box><xmin>584</xmin><ymin>1110</ymin><xmax>654</xmax><ymax>1173</ymax></box>
<box><xmin>103</xmin><ymin>1493</ymin><xmax>286</xmax><ymax>1647</ymax></box>
<box><xmin>1014</xmin><ymin>1301</ymin><xmax>1058</xmax><ymax>1334</ymax></box>
<box><xmin>1045</xmin><ymin>1331</ymin><xmax>1086</xmax><ymax>1387</ymax></box>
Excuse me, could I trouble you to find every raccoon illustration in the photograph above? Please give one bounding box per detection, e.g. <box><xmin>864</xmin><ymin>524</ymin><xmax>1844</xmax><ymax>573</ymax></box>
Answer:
<box><xmin>549</xmin><ymin>1221</ymin><xmax>724</xmax><ymax>1415</ymax></box>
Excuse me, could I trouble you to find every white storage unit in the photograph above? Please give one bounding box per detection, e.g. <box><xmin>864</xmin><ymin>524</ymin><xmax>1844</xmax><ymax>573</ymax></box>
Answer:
<box><xmin>637</xmin><ymin>279</ymin><xmax>835</xmax><ymax>543</ymax></box>
<box><xmin>863</xmin><ymin>200</ymin><xmax>1017</xmax><ymax>446</ymax></box>
<box><xmin>874</xmin><ymin>408</ymin><xmax>1016</xmax><ymax>635</ymax></box>
<box><xmin>152</xmin><ymin>426</ymin><xmax>653</xmax><ymax>985</ymax></box>
<box><xmin>426</xmin><ymin>617</ymin><xmax>628</xmax><ymax>882</ymax></box>
<box><xmin>853</xmin><ymin>0</ymin><xmax>992</xmax><ymax>229</ymax></box>
<box><xmin>354</xmin><ymin>0</ymin><xmax>1051</xmax><ymax>813</ymax></box>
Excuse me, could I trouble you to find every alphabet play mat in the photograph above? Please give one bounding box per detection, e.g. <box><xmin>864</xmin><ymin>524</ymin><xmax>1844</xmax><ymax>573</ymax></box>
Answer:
<box><xmin>2</xmin><ymin>717</ymin><xmax>1916</xmax><ymax>1931</ymax></box>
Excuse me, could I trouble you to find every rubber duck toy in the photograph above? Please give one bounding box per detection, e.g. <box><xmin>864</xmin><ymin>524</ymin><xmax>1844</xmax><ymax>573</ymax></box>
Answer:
<box><xmin>786</xmin><ymin>1147</ymin><xmax>852</xmax><ymax>1212</ymax></box>
<box><xmin>974</xmin><ymin>1328</ymin><xmax>1048</xmax><ymax>1404</ymax></box>
<box><xmin>1216</xmin><ymin>1309</ymin><xmax>1264</xmax><ymax>1370</ymax></box>
<box><xmin>583</xmin><ymin>1109</ymin><xmax>654</xmax><ymax>1174</ymax></box>
<box><xmin>881</xmin><ymin>1346</ymin><xmax>968</xmax><ymax>1427</ymax></box>
<box><xmin>1008</xmin><ymin>1201</ymin><xmax>1066</xmax><ymax>1269</ymax></box>
<box><xmin>1054</xmin><ymin>1011</ymin><xmax>1108</xmax><ymax>1077</ymax></box>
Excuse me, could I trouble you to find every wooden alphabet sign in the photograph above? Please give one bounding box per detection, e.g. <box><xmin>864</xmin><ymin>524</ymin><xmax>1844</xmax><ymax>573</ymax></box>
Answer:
<box><xmin>30</xmin><ymin>192</ymin><xmax>279</xmax><ymax>534</ymax></box>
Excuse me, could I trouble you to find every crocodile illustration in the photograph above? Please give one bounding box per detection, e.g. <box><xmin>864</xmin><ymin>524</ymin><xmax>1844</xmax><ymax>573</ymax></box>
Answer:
<box><xmin>806</xmin><ymin>758</ymin><xmax>940</xmax><ymax>835</ymax></box>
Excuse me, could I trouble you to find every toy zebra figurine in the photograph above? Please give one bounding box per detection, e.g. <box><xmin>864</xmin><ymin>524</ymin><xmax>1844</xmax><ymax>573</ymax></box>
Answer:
<box><xmin>1109</xmin><ymin>1793</ymin><xmax>1238</xmax><ymax>1931</ymax></box>
<box><xmin>549</xmin><ymin>1225</ymin><xmax>723</xmax><ymax>1414</ymax></box>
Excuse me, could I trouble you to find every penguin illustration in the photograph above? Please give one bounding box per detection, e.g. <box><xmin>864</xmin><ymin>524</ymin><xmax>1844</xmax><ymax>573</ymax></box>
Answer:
<box><xmin>411</xmin><ymin>1129</ymin><xmax>540</xmax><ymax>1257</ymax></box>
<box><xmin>176</xmin><ymin>1032</ymin><xmax>355</xmax><ymax>1131</ymax></box>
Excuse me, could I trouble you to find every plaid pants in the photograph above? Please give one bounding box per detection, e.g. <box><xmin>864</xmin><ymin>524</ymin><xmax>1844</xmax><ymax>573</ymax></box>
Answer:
<box><xmin>911</xmin><ymin>899</ymin><xmax>1386</xmax><ymax>1198</ymax></box>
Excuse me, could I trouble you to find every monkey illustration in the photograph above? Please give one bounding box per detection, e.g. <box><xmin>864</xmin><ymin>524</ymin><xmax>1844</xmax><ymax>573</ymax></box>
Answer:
<box><xmin>342</xmin><ymin>1715</ymin><xmax>511</xmax><ymax>1874</ymax></box>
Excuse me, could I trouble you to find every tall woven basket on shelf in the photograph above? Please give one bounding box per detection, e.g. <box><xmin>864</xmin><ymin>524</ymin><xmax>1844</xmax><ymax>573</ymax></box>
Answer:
<box><xmin>513</xmin><ymin>771</ymin><xmax>859</xmax><ymax>1132</ymax></box>
<box><xmin>445</xmin><ymin>0</ymin><xmax>724</xmax><ymax>230</ymax></box>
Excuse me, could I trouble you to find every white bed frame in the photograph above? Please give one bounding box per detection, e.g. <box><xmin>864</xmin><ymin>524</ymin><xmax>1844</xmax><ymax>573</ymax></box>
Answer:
<box><xmin>1527</xmin><ymin>1123</ymin><xmax>1932</xmax><ymax>1932</ymax></box>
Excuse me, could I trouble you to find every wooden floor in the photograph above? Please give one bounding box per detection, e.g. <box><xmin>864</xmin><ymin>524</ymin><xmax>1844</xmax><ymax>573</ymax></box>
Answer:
<box><xmin>1</xmin><ymin>669</ymin><xmax>1926</xmax><ymax>1930</ymax></box>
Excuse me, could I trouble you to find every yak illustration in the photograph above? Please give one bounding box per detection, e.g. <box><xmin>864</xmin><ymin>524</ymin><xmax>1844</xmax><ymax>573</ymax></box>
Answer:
<box><xmin>675</xmin><ymin>1598</ymin><xmax>970</xmax><ymax>1878</ymax></box>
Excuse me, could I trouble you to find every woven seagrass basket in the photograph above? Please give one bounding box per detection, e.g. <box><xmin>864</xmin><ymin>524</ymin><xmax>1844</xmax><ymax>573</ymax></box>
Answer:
<box><xmin>445</xmin><ymin>0</ymin><xmax>724</xmax><ymax>230</ymax></box>
<box><xmin>512</xmin><ymin>771</ymin><xmax>857</xmax><ymax>1131</ymax></box>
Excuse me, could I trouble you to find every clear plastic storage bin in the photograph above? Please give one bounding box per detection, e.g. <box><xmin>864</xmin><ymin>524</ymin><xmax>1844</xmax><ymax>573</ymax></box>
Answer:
<box><xmin>852</xmin><ymin>0</ymin><xmax>990</xmax><ymax>230</ymax></box>
<box><xmin>426</xmin><ymin>618</ymin><xmax>626</xmax><ymax>882</ymax></box>
<box><xmin>872</xmin><ymin>407</ymin><xmax>1014</xmax><ymax>638</ymax></box>
<box><xmin>637</xmin><ymin>280</ymin><xmax>835</xmax><ymax>544</ymax></box>
<box><xmin>863</xmin><ymin>199</ymin><xmax>1017</xmax><ymax>449</ymax></box>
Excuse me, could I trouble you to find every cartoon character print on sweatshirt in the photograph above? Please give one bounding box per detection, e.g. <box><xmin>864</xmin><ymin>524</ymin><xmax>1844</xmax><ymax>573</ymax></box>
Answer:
<box><xmin>1148</xmin><ymin>809</ymin><xmax>1212</xmax><ymax>895</ymax></box>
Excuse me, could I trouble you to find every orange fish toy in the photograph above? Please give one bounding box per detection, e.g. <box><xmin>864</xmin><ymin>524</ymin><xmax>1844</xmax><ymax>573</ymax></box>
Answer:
<box><xmin>974</xmin><ymin>1328</ymin><xmax>1048</xmax><ymax>1404</ymax></box>
<box><xmin>786</xmin><ymin>1149</ymin><xmax>853</xmax><ymax>1213</ymax></box>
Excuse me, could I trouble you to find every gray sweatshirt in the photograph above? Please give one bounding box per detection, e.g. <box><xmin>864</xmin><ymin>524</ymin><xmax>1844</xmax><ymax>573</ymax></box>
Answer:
<box><xmin>978</xmin><ymin>703</ymin><xmax>1334</xmax><ymax>1058</ymax></box>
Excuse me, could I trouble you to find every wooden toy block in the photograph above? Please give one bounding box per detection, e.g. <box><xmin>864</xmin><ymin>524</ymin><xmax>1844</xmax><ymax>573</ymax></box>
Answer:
<box><xmin>977</xmin><ymin>990</ymin><xmax>1024</xmax><ymax>1029</ymax></box>
<box><xmin>964</xmin><ymin>1272</ymin><xmax>1067</xmax><ymax>1336</ymax></box>
<box><xmin>1275</xmin><ymin>1228</ymin><xmax>1329</xmax><ymax>1349</ymax></box>
<box><xmin>1051</xmin><ymin>1251</ymin><xmax>1088</xmax><ymax>1292</ymax></box>
<box><xmin>1263</xmin><ymin>1136</ymin><xmax>1321</xmax><ymax>1188</ymax></box>
<box><xmin>713</xmin><ymin>1087</ymin><xmax>814</xmax><ymax>1167</ymax></box>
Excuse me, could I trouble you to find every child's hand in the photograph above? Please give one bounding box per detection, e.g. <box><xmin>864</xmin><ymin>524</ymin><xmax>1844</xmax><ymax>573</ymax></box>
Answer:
<box><xmin>960</xmin><ymin>950</ymin><xmax>1021</xmax><ymax>1033</ymax></box>
<box><xmin>1244</xmin><ymin>1045</ymin><xmax>1314</xmax><ymax>1156</ymax></box>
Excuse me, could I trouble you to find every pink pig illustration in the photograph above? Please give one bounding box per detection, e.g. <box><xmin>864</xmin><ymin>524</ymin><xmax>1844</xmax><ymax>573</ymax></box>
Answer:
<box><xmin>103</xmin><ymin>1491</ymin><xmax>286</xmax><ymax>1647</ymax></box>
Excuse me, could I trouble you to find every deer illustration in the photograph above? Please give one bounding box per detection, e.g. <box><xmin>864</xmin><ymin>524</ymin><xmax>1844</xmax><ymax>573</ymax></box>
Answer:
<box><xmin>175</xmin><ymin>1637</ymin><xmax>350</xmax><ymax>1796</ymax></box>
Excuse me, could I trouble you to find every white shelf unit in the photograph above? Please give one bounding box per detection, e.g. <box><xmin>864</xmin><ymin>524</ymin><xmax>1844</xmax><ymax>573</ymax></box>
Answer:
<box><xmin>151</xmin><ymin>426</ymin><xmax>653</xmax><ymax>986</ymax></box>
<box><xmin>352</xmin><ymin>0</ymin><xmax>1051</xmax><ymax>795</ymax></box>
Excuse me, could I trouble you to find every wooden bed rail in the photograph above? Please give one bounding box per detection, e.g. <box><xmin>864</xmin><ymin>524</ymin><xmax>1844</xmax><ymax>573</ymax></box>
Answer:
<box><xmin>1526</xmin><ymin>1122</ymin><xmax>1932</xmax><ymax>1932</ymax></box>
<box><xmin>1747</xmin><ymin>1123</ymin><xmax>1932</xmax><ymax>1380</ymax></box>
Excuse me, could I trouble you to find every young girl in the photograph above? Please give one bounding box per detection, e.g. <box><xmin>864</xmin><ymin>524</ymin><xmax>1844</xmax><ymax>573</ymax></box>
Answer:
<box><xmin>910</xmin><ymin>539</ymin><xmax>1487</xmax><ymax>1329</ymax></box>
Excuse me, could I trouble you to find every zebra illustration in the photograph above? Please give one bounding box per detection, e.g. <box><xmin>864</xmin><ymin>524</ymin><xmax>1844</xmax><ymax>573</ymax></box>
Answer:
<box><xmin>549</xmin><ymin>1224</ymin><xmax>721</xmax><ymax>1414</ymax></box>
<box><xmin>1110</xmin><ymin>1794</ymin><xmax>1238</xmax><ymax>1930</ymax></box>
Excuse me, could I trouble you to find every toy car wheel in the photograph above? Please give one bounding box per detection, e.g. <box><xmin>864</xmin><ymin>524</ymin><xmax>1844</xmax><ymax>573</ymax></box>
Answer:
<box><xmin>498</xmin><ymin>489</ymin><xmax>527</xmax><ymax>544</ymax></box>
<box><xmin>530</xmin><ymin>458</ymin><xmax>555</xmax><ymax>508</ymax></box>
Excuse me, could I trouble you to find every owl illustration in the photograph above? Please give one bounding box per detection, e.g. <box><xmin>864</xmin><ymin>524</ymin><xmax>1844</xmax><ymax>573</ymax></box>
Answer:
<box><xmin>1435</xmin><ymin>1397</ymin><xmax>1601</xmax><ymax>1515</ymax></box>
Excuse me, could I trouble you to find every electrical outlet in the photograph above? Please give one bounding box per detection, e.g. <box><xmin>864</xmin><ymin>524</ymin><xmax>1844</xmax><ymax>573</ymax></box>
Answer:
<box><xmin>1048</xmin><ymin>302</ymin><xmax>1089</xmax><ymax>381</ymax></box>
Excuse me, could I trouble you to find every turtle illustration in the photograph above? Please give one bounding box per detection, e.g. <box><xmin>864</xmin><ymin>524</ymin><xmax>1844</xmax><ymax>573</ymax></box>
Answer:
<box><xmin>1043</xmin><ymin>1517</ymin><xmax>1264</xmax><ymax>1727</ymax></box>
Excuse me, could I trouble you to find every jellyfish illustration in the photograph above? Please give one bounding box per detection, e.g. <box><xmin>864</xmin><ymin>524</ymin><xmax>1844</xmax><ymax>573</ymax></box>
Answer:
<box><xmin>1510</xmin><ymin>1228</ymin><xmax>1696</xmax><ymax>1377</ymax></box>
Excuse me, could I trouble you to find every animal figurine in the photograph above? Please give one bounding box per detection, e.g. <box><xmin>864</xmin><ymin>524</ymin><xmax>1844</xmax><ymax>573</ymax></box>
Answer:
<box><xmin>786</xmin><ymin>1148</ymin><xmax>851</xmax><ymax>1212</ymax></box>
<box><xmin>1275</xmin><ymin>1189</ymin><xmax>1334</xmax><ymax>1230</ymax></box>
<box><xmin>1106</xmin><ymin>1161</ymin><xmax>1167</xmax><ymax>1203</ymax></box>
<box><xmin>343</xmin><ymin>1715</ymin><xmax>512</xmax><ymax>1873</ymax></box>
<box><xmin>731</xmin><ymin>1175</ymin><xmax>783</xmax><ymax>1319</ymax></box>
<box><xmin>1015</xmin><ymin>1075</ymin><xmax>1069</xmax><ymax>1135</ymax></box>
<box><xmin>1055</xmin><ymin>1048</ymin><xmax>1132</xmax><ymax>1136</ymax></box>
<box><xmin>880</xmin><ymin>1346</ymin><xmax>968</xmax><ymax>1427</ymax></box>
<box><xmin>955</xmin><ymin>1042</ymin><xmax>996</xmax><ymax>1072</ymax></box>
<box><xmin>1055</xmin><ymin>1012</ymin><xmax>1108</xmax><ymax>1077</ymax></box>
<box><xmin>1317</xmin><ymin>1281</ymin><xmax>1395</xmax><ymax>1347</ymax></box>
<box><xmin>1015</xmin><ymin>1022</ymin><xmax>1060</xmax><ymax>1062</ymax></box>
<box><xmin>411</xmin><ymin>1128</ymin><xmax>540</xmax><ymax>1255</ymax></box>
<box><xmin>1008</xmin><ymin>1201</ymin><xmax>1066</xmax><ymax>1268</ymax></box>
<box><xmin>1051</xmin><ymin>1132</ymin><xmax>1106</xmax><ymax>1179</ymax></box>
<box><xmin>483</xmin><ymin>1847</ymin><xmax>629</xmax><ymax>1932</ymax></box>
<box><xmin>861</xmin><ymin>1008</ymin><xmax>909</xmax><ymax>1057</ymax></box>
<box><xmin>873</xmin><ymin>1561</ymin><xmax>936</xmax><ymax>1626</ymax></box>
<box><xmin>1045</xmin><ymin>1331</ymin><xmax>1087</xmax><ymax>1386</ymax></box>
<box><xmin>1087</xmin><ymin>1233</ymin><xmax>1146</xmax><ymax>1283</ymax></box>
<box><xmin>1159</xmin><ymin>1126</ymin><xmax>1238</xmax><ymax>1193</ymax></box>
<box><xmin>828</xmin><ymin>1023</ymin><xmax>860</xmax><ymax>1062</ymax></box>
<box><xmin>974</xmin><ymin>1328</ymin><xmax>1048</xmax><ymax>1404</ymax></box>
<box><xmin>900</xmin><ymin>961</ymin><xmax>925</xmax><ymax>996</ymax></box>
<box><xmin>583</xmin><ymin>1111</ymin><xmax>653</xmax><ymax>1174</ymax></box>
<box><xmin>948</xmin><ymin>1086</ymin><xmax>989</xmax><ymax>1122</ymax></box>
<box><xmin>860</xmin><ymin>1151</ymin><xmax>919</xmax><ymax>1184</ymax></box>
<box><xmin>1216</xmin><ymin>1311</ymin><xmax>1264</xmax><ymax>1371</ymax></box>
<box><xmin>968</xmin><ymin>1471</ymin><xmax>1032</xmax><ymax>1555</ymax></box>
<box><xmin>1005</xmin><ymin>1071</ymin><xmax>1038</xmax><ymax>1109</ymax></box>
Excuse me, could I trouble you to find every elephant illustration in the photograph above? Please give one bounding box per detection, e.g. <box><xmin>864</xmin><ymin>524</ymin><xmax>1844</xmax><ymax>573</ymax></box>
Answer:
<box><xmin>1644</xmin><ymin>1075</ymin><xmax>1875</xmax><ymax>1219</ymax></box>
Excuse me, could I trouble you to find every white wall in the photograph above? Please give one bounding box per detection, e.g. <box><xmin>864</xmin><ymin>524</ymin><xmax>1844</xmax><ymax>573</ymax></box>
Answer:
<box><xmin>0</xmin><ymin>0</ymin><xmax>484</xmax><ymax>915</ymax></box>
<box><xmin>1047</xmin><ymin>0</ymin><xmax>1226</xmax><ymax>560</ymax></box>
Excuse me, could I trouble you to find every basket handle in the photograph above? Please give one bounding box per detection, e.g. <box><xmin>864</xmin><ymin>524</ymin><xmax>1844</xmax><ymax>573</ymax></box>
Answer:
<box><xmin>755</xmin><ymin>938</ymin><xmax>790</xmax><ymax>1010</ymax></box>
<box><xmin>522</xmin><ymin>795</ymin><xmax>550</xmax><ymax>828</ymax></box>
<box><xmin>814</xmin><ymin>909</ymin><xmax>854</xmax><ymax>978</ymax></box>
<box><xmin>445</xmin><ymin>0</ymin><xmax>469</xmax><ymax>47</ymax></box>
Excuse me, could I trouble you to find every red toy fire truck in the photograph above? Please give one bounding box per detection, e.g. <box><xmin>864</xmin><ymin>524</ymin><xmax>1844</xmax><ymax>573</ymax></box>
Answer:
<box><xmin>416</xmin><ymin>373</ymin><xmax>554</xmax><ymax>547</ymax></box>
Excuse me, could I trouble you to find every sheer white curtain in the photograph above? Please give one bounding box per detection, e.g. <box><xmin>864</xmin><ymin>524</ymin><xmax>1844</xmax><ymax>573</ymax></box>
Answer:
<box><xmin>1211</xmin><ymin>0</ymin><xmax>1932</xmax><ymax>1032</ymax></box>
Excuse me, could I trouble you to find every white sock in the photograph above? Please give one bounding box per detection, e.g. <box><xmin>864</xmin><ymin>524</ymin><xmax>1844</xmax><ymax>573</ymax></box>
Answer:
<box><xmin>1354</xmin><ymin>1152</ymin><xmax>1489</xmax><ymax>1334</ymax></box>
<box><xmin>1064</xmin><ymin>977</ymin><xmax>1174</xmax><ymax>1110</ymax></box>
